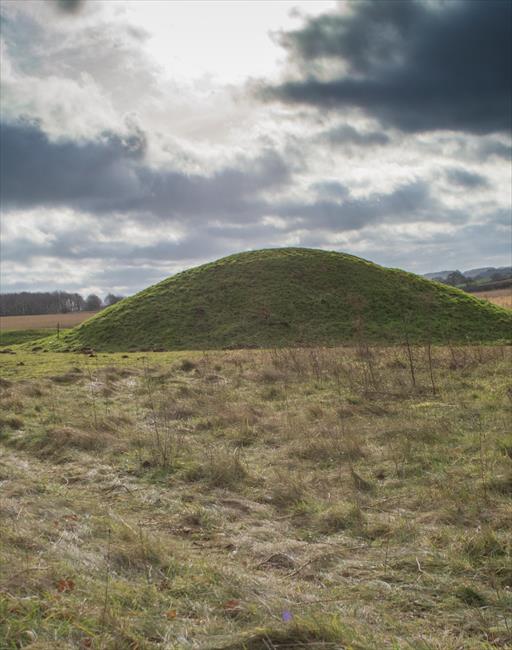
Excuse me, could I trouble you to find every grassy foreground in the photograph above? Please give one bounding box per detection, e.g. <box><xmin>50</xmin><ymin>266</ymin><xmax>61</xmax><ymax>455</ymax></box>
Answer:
<box><xmin>0</xmin><ymin>345</ymin><xmax>511</xmax><ymax>649</ymax></box>
<box><xmin>40</xmin><ymin>249</ymin><xmax>511</xmax><ymax>352</ymax></box>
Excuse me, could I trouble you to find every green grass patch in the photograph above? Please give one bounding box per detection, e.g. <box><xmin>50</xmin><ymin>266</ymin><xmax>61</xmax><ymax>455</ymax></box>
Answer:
<box><xmin>0</xmin><ymin>328</ymin><xmax>56</xmax><ymax>347</ymax></box>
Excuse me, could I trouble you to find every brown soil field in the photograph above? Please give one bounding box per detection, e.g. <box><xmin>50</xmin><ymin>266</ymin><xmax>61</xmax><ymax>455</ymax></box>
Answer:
<box><xmin>0</xmin><ymin>311</ymin><xmax>99</xmax><ymax>330</ymax></box>
<box><xmin>471</xmin><ymin>287</ymin><xmax>512</xmax><ymax>309</ymax></box>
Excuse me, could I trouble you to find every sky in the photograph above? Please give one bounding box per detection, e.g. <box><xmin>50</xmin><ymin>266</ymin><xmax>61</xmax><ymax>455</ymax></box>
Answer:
<box><xmin>1</xmin><ymin>0</ymin><xmax>511</xmax><ymax>297</ymax></box>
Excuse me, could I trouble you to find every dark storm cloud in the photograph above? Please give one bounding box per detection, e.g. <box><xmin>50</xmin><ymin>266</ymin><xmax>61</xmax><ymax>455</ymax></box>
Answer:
<box><xmin>310</xmin><ymin>180</ymin><xmax>348</xmax><ymax>200</ymax></box>
<box><xmin>273</xmin><ymin>180</ymin><xmax>457</xmax><ymax>232</ymax></box>
<box><xmin>130</xmin><ymin>150</ymin><xmax>290</xmax><ymax>222</ymax></box>
<box><xmin>1</xmin><ymin>118</ymin><xmax>506</xmax><ymax>290</ymax></box>
<box><xmin>0</xmin><ymin>120</ymin><xmax>146</xmax><ymax>213</ymax></box>
<box><xmin>0</xmin><ymin>120</ymin><xmax>290</xmax><ymax>221</ymax></box>
<box><xmin>321</xmin><ymin>124</ymin><xmax>389</xmax><ymax>147</ymax></box>
<box><xmin>266</xmin><ymin>0</ymin><xmax>512</xmax><ymax>134</ymax></box>
<box><xmin>478</xmin><ymin>140</ymin><xmax>512</xmax><ymax>161</ymax></box>
<box><xmin>2</xmin><ymin>217</ymin><xmax>243</xmax><ymax>266</ymax></box>
<box><xmin>445</xmin><ymin>168</ymin><xmax>489</xmax><ymax>189</ymax></box>
<box><xmin>2</xmin><ymin>118</ymin><xmax>478</xmax><ymax>266</ymax></box>
<box><xmin>54</xmin><ymin>0</ymin><xmax>86</xmax><ymax>14</ymax></box>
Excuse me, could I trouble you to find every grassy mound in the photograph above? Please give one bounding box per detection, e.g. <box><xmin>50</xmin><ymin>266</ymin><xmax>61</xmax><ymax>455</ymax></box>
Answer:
<box><xmin>44</xmin><ymin>248</ymin><xmax>510</xmax><ymax>351</ymax></box>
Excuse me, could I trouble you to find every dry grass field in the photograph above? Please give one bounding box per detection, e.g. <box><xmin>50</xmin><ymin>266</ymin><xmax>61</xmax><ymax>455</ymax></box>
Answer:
<box><xmin>472</xmin><ymin>289</ymin><xmax>512</xmax><ymax>310</ymax></box>
<box><xmin>0</xmin><ymin>345</ymin><xmax>511</xmax><ymax>649</ymax></box>
<box><xmin>0</xmin><ymin>311</ymin><xmax>98</xmax><ymax>330</ymax></box>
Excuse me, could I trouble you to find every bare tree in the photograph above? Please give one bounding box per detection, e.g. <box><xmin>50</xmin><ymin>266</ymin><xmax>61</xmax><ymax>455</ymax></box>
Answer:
<box><xmin>84</xmin><ymin>294</ymin><xmax>102</xmax><ymax>311</ymax></box>
<box><xmin>103</xmin><ymin>293</ymin><xmax>124</xmax><ymax>307</ymax></box>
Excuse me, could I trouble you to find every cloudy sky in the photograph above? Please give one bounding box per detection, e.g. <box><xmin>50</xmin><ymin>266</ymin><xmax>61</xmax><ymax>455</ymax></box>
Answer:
<box><xmin>1</xmin><ymin>0</ymin><xmax>511</xmax><ymax>296</ymax></box>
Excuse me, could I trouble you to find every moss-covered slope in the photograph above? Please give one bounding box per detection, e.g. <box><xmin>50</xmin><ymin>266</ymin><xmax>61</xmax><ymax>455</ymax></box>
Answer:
<box><xmin>45</xmin><ymin>248</ymin><xmax>511</xmax><ymax>351</ymax></box>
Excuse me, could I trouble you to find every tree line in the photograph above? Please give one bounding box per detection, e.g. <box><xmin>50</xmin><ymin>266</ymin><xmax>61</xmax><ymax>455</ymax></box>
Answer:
<box><xmin>0</xmin><ymin>291</ymin><xmax>124</xmax><ymax>317</ymax></box>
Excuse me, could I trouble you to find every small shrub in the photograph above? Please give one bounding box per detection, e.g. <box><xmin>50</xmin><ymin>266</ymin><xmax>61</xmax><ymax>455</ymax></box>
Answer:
<box><xmin>185</xmin><ymin>446</ymin><xmax>248</xmax><ymax>489</ymax></box>
<box><xmin>258</xmin><ymin>369</ymin><xmax>284</xmax><ymax>383</ymax></box>
<box><xmin>18</xmin><ymin>382</ymin><xmax>44</xmax><ymax>398</ymax></box>
<box><xmin>350</xmin><ymin>467</ymin><xmax>375</xmax><ymax>493</ymax></box>
<box><xmin>455</xmin><ymin>585</ymin><xmax>487</xmax><ymax>607</ymax></box>
<box><xmin>317</xmin><ymin>504</ymin><xmax>366</xmax><ymax>535</ymax></box>
<box><xmin>229</xmin><ymin>423</ymin><xmax>257</xmax><ymax>447</ymax></box>
<box><xmin>180</xmin><ymin>506</ymin><xmax>219</xmax><ymax>532</ymax></box>
<box><xmin>40</xmin><ymin>426</ymin><xmax>112</xmax><ymax>453</ymax></box>
<box><xmin>487</xmin><ymin>472</ymin><xmax>512</xmax><ymax>495</ymax></box>
<box><xmin>161</xmin><ymin>403</ymin><xmax>195</xmax><ymax>421</ymax></box>
<box><xmin>0</xmin><ymin>415</ymin><xmax>24</xmax><ymax>431</ymax></box>
<box><xmin>219</xmin><ymin>614</ymin><xmax>363</xmax><ymax>649</ymax></box>
<box><xmin>260</xmin><ymin>386</ymin><xmax>283</xmax><ymax>401</ymax></box>
<box><xmin>180</xmin><ymin>359</ymin><xmax>196</xmax><ymax>372</ymax></box>
<box><xmin>307</xmin><ymin>403</ymin><xmax>325</xmax><ymax>420</ymax></box>
<box><xmin>269</xmin><ymin>471</ymin><xmax>307</xmax><ymax>508</ymax></box>
<box><xmin>497</xmin><ymin>433</ymin><xmax>512</xmax><ymax>459</ymax></box>
<box><xmin>50</xmin><ymin>370</ymin><xmax>82</xmax><ymax>384</ymax></box>
<box><xmin>463</xmin><ymin>529</ymin><xmax>509</xmax><ymax>562</ymax></box>
<box><xmin>293</xmin><ymin>428</ymin><xmax>365</xmax><ymax>465</ymax></box>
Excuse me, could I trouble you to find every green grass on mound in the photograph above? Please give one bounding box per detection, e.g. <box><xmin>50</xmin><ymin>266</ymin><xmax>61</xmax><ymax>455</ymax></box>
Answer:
<box><xmin>41</xmin><ymin>248</ymin><xmax>511</xmax><ymax>351</ymax></box>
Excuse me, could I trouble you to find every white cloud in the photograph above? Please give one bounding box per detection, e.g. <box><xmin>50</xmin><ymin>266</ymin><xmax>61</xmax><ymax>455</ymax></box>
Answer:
<box><xmin>0</xmin><ymin>0</ymin><xmax>510</xmax><ymax>295</ymax></box>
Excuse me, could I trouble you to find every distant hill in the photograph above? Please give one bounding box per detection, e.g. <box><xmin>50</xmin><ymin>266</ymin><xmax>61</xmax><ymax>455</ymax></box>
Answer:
<box><xmin>424</xmin><ymin>270</ymin><xmax>455</xmax><ymax>281</ymax></box>
<box><xmin>424</xmin><ymin>266</ymin><xmax>512</xmax><ymax>283</ymax></box>
<box><xmin>465</xmin><ymin>267</ymin><xmax>502</xmax><ymax>278</ymax></box>
<box><xmin>39</xmin><ymin>248</ymin><xmax>511</xmax><ymax>351</ymax></box>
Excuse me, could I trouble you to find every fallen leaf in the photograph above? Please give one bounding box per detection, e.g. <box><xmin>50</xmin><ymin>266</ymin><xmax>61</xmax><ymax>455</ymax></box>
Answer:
<box><xmin>56</xmin><ymin>578</ymin><xmax>75</xmax><ymax>592</ymax></box>
<box><xmin>222</xmin><ymin>599</ymin><xmax>240</xmax><ymax>610</ymax></box>
<box><xmin>165</xmin><ymin>609</ymin><xmax>177</xmax><ymax>619</ymax></box>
